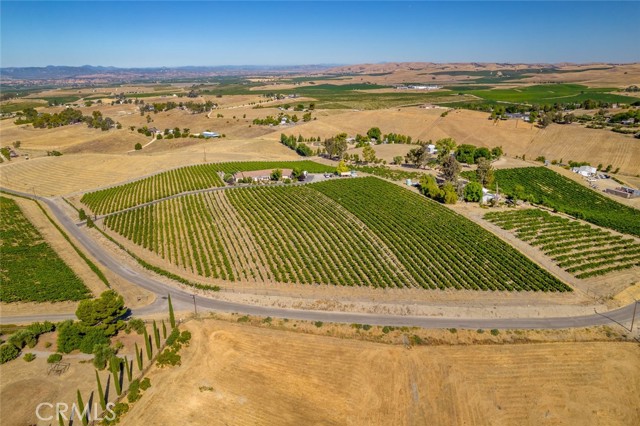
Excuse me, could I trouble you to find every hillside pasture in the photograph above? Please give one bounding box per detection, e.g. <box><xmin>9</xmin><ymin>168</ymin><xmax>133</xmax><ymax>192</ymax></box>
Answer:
<box><xmin>0</xmin><ymin>140</ymin><xmax>300</xmax><ymax>196</ymax></box>
<box><xmin>122</xmin><ymin>320</ymin><xmax>640</xmax><ymax>426</ymax></box>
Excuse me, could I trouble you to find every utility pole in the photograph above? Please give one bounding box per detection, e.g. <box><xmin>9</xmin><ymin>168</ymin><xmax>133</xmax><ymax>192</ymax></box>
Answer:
<box><xmin>192</xmin><ymin>294</ymin><xmax>198</xmax><ymax>316</ymax></box>
<box><xmin>203</xmin><ymin>148</ymin><xmax>206</xmax><ymax>163</ymax></box>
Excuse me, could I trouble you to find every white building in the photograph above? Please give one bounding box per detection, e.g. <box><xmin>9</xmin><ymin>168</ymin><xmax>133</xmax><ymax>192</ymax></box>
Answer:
<box><xmin>426</xmin><ymin>144</ymin><xmax>438</xmax><ymax>154</ymax></box>
<box><xmin>571</xmin><ymin>165</ymin><xmax>597</xmax><ymax>177</ymax></box>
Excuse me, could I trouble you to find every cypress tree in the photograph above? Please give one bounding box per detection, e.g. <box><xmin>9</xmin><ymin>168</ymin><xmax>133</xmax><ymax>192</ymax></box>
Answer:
<box><xmin>111</xmin><ymin>359</ymin><xmax>122</xmax><ymax>396</ymax></box>
<box><xmin>58</xmin><ymin>413</ymin><xmax>65</xmax><ymax>426</ymax></box>
<box><xmin>162</xmin><ymin>320</ymin><xmax>167</xmax><ymax>339</ymax></box>
<box><xmin>153</xmin><ymin>320</ymin><xmax>161</xmax><ymax>350</ymax></box>
<box><xmin>76</xmin><ymin>389</ymin><xmax>88</xmax><ymax>426</ymax></box>
<box><xmin>96</xmin><ymin>370</ymin><xmax>106</xmax><ymax>411</ymax></box>
<box><xmin>135</xmin><ymin>342</ymin><xmax>143</xmax><ymax>371</ymax></box>
<box><xmin>124</xmin><ymin>356</ymin><xmax>133</xmax><ymax>382</ymax></box>
<box><xmin>144</xmin><ymin>327</ymin><xmax>152</xmax><ymax>360</ymax></box>
<box><xmin>168</xmin><ymin>294</ymin><xmax>176</xmax><ymax>328</ymax></box>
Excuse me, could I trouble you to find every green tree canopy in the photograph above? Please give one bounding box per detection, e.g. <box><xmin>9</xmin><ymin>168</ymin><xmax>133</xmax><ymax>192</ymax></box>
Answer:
<box><xmin>367</xmin><ymin>127</ymin><xmax>381</xmax><ymax>141</ymax></box>
<box><xmin>464</xmin><ymin>182</ymin><xmax>483</xmax><ymax>202</ymax></box>
<box><xmin>75</xmin><ymin>291</ymin><xmax>126</xmax><ymax>335</ymax></box>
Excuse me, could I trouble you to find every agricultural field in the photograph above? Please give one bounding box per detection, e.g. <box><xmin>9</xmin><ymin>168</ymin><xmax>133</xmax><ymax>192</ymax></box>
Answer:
<box><xmin>456</xmin><ymin>84</ymin><xmax>637</xmax><ymax>105</ymax></box>
<box><xmin>0</xmin><ymin>196</ymin><xmax>90</xmax><ymax>302</ymax></box>
<box><xmin>465</xmin><ymin>167</ymin><xmax>640</xmax><ymax>237</ymax></box>
<box><xmin>81</xmin><ymin>164</ymin><xmax>225</xmax><ymax>215</ymax></box>
<box><xmin>104</xmin><ymin>177</ymin><xmax>570</xmax><ymax>292</ymax></box>
<box><xmin>81</xmin><ymin>160</ymin><xmax>333</xmax><ymax>215</ymax></box>
<box><xmin>485</xmin><ymin>209</ymin><xmax>640</xmax><ymax>279</ymax></box>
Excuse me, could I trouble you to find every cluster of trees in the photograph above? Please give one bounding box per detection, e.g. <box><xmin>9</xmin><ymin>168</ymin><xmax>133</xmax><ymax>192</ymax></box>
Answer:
<box><xmin>184</xmin><ymin>101</ymin><xmax>216</xmax><ymax>114</ymax></box>
<box><xmin>279</xmin><ymin>134</ymin><xmax>314</xmax><ymax>156</ymax></box>
<box><xmin>253</xmin><ymin>113</ymin><xmax>299</xmax><ymax>125</ymax></box>
<box><xmin>57</xmin><ymin>291</ymin><xmax>127</xmax><ymax>355</ymax></box>
<box><xmin>419</xmin><ymin>175</ymin><xmax>459</xmax><ymax>204</ymax></box>
<box><xmin>454</xmin><ymin>144</ymin><xmax>503</xmax><ymax>164</ymax></box>
<box><xmin>340</xmin><ymin>145</ymin><xmax>384</xmax><ymax>166</ymax></box>
<box><xmin>353</xmin><ymin>127</ymin><xmax>420</xmax><ymax>147</ymax></box>
<box><xmin>14</xmin><ymin>107</ymin><xmax>118</xmax><ymax>131</ymax></box>
<box><xmin>86</xmin><ymin>110</ymin><xmax>116</xmax><ymax>131</ymax></box>
<box><xmin>292</xmin><ymin>103</ymin><xmax>315</xmax><ymax>111</ymax></box>
<box><xmin>404</xmin><ymin>138</ymin><xmax>456</xmax><ymax>168</ymax></box>
<box><xmin>322</xmin><ymin>133</ymin><xmax>348</xmax><ymax>159</ymax></box>
<box><xmin>0</xmin><ymin>321</ymin><xmax>55</xmax><ymax>364</ymax></box>
<box><xmin>609</xmin><ymin>109</ymin><xmax>640</xmax><ymax>123</ymax></box>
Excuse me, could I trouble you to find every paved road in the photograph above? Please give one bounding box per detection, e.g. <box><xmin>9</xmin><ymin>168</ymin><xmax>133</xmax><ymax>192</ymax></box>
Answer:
<box><xmin>1</xmin><ymin>186</ymin><xmax>639</xmax><ymax>330</ymax></box>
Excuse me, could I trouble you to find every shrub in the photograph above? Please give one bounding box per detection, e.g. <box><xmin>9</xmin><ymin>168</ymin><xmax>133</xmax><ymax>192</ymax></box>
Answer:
<box><xmin>177</xmin><ymin>330</ymin><xmax>192</xmax><ymax>345</ymax></box>
<box><xmin>0</xmin><ymin>344</ymin><xmax>20</xmax><ymax>364</ymax></box>
<box><xmin>56</xmin><ymin>321</ymin><xmax>84</xmax><ymax>353</ymax></box>
<box><xmin>140</xmin><ymin>377</ymin><xmax>151</xmax><ymax>390</ymax></box>
<box><xmin>382</xmin><ymin>326</ymin><xmax>392</xmax><ymax>334</ymax></box>
<box><xmin>237</xmin><ymin>315</ymin><xmax>250</xmax><ymax>323</ymax></box>
<box><xmin>127</xmin><ymin>379</ymin><xmax>141</xmax><ymax>403</ymax></box>
<box><xmin>23</xmin><ymin>353</ymin><xmax>36</xmax><ymax>362</ymax></box>
<box><xmin>126</xmin><ymin>318</ymin><xmax>146</xmax><ymax>335</ymax></box>
<box><xmin>490</xmin><ymin>329</ymin><xmax>500</xmax><ymax>336</ymax></box>
<box><xmin>134</xmin><ymin>143</ymin><xmax>142</xmax><ymax>150</ymax></box>
<box><xmin>156</xmin><ymin>348</ymin><xmax>181</xmax><ymax>367</ymax></box>
<box><xmin>449</xmin><ymin>328</ymin><xmax>457</xmax><ymax>334</ymax></box>
<box><xmin>165</xmin><ymin>328</ymin><xmax>180</xmax><ymax>347</ymax></box>
<box><xmin>409</xmin><ymin>335</ymin><xmax>424</xmax><ymax>345</ymax></box>
<box><xmin>314</xmin><ymin>321</ymin><xmax>323</xmax><ymax>328</ymax></box>
<box><xmin>476</xmin><ymin>329</ymin><xmax>485</xmax><ymax>334</ymax></box>
<box><xmin>362</xmin><ymin>324</ymin><xmax>372</xmax><ymax>331</ymax></box>
<box><xmin>47</xmin><ymin>353</ymin><xmax>63</xmax><ymax>363</ymax></box>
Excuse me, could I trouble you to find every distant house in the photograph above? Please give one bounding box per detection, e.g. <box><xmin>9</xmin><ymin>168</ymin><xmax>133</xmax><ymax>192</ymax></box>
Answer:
<box><xmin>235</xmin><ymin>169</ymin><xmax>293</xmax><ymax>183</ymax></box>
<box><xmin>202</xmin><ymin>131</ymin><xmax>220</xmax><ymax>138</ymax></box>
<box><xmin>505</xmin><ymin>112</ymin><xmax>530</xmax><ymax>121</ymax></box>
<box><xmin>605</xmin><ymin>186</ymin><xmax>640</xmax><ymax>199</ymax></box>
<box><xmin>426</xmin><ymin>144</ymin><xmax>437</xmax><ymax>154</ymax></box>
<box><xmin>571</xmin><ymin>165</ymin><xmax>597</xmax><ymax>177</ymax></box>
<box><xmin>621</xmin><ymin>118</ymin><xmax>636</xmax><ymax>125</ymax></box>
<box><xmin>481</xmin><ymin>187</ymin><xmax>497</xmax><ymax>204</ymax></box>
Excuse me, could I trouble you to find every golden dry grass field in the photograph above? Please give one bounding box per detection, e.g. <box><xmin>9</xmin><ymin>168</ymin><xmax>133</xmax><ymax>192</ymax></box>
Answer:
<box><xmin>0</xmin><ymin>138</ymin><xmax>297</xmax><ymax>196</ymax></box>
<box><xmin>122</xmin><ymin>320</ymin><xmax>640</xmax><ymax>426</ymax></box>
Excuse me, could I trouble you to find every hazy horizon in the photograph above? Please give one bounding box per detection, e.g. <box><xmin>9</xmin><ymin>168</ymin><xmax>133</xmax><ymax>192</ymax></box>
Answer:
<box><xmin>2</xmin><ymin>1</ymin><xmax>639</xmax><ymax>68</ymax></box>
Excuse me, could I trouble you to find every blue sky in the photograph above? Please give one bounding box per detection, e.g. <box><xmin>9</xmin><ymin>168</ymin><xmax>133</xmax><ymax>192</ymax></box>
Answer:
<box><xmin>1</xmin><ymin>1</ymin><xmax>639</xmax><ymax>67</ymax></box>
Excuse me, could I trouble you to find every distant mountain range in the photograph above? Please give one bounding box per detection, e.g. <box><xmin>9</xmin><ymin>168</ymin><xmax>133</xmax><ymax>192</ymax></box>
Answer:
<box><xmin>0</xmin><ymin>64</ymin><xmax>338</xmax><ymax>84</ymax></box>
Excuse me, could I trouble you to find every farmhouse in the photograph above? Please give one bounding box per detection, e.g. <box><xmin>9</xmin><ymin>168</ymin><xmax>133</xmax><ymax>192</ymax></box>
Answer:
<box><xmin>571</xmin><ymin>165</ymin><xmax>597</xmax><ymax>177</ymax></box>
<box><xmin>202</xmin><ymin>131</ymin><xmax>220</xmax><ymax>138</ymax></box>
<box><xmin>505</xmin><ymin>112</ymin><xmax>530</xmax><ymax>121</ymax></box>
<box><xmin>235</xmin><ymin>169</ymin><xmax>293</xmax><ymax>183</ymax></box>
<box><xmin>426</xmin><ymin>144</ymin><xmax>437</xmax><ymax>154</ymax></box>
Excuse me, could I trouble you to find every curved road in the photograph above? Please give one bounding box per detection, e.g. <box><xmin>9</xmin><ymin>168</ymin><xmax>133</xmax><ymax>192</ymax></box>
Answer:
<box><xmin>1</xmin><ymin>187</ymin><xmax>638</xmax><ymax>330</ymax></box>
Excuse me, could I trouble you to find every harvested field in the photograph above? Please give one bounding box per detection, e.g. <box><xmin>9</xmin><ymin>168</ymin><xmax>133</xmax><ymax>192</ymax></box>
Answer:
<box><xmin>0</xmin><ymin>140</ymin><xmax>298</xmax><ymax>196</ymax></box>
<box><xmin>122</xmin><ymin>320</ymin><xmax>640</xmax><ymax>426</ymax></box>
